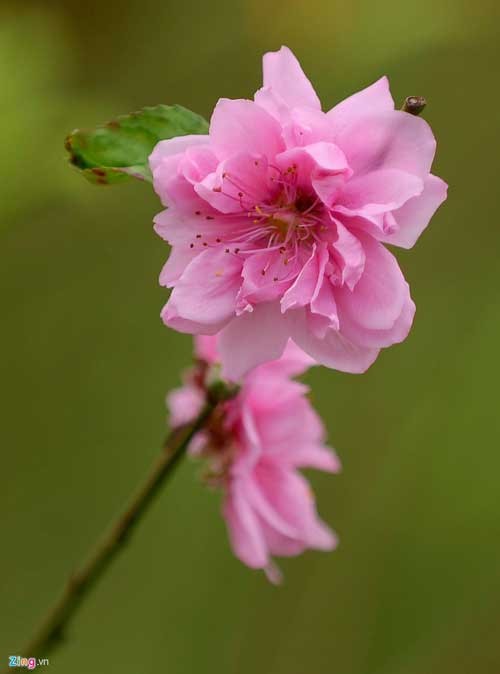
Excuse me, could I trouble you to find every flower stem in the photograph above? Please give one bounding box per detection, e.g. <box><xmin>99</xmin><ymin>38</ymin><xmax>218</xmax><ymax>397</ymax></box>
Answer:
<box><xmin>4</xmin><ymin>384</ymin><xmax>232</xmax><ymax>669</ymax></box>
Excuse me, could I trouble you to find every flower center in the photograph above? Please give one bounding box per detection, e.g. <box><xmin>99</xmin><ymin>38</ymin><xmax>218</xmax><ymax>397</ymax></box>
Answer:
<box><xmin>189</xmin><ymin>163</ymin><xmax>331</xmax><ymax>263</ymax></box>
<box><xmin>248</xmin><ymin>191</ymin><xmax>325</xmax><ymax>252</ymax></box>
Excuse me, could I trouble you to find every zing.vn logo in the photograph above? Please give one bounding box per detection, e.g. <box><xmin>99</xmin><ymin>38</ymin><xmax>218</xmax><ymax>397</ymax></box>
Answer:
<box><xmin>8</xmin><ymin>656</ymin><xmax>49</xmax><ymax>670</ymax></box>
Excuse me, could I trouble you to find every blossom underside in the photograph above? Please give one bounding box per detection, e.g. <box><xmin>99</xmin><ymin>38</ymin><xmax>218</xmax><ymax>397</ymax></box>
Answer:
<box><xmin>168</xmin><ymin>336</ymin><xmax>338</xmax><ymax>580</ymax></box>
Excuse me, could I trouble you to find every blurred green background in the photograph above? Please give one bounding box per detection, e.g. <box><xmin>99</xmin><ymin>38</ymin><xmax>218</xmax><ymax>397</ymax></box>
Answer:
<box><xmin>1</xmin><ymin>1</ymin><xmax>500</xmax><ymax>672</ymax></box>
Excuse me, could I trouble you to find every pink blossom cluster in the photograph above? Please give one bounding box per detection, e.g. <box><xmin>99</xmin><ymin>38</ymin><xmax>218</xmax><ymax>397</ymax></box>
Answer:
<box><xmin>151</xmin><ymin>46</ymin><xmax>447</xmax><ymax>381</ymax></box>
<box><xmin>168</xmin><ymin>336</ymin><xmax>338</xmax><ymax>581</ymax></box>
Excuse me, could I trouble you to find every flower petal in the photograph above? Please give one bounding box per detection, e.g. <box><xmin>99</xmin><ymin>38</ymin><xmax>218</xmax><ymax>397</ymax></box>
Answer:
<box><xmin>223</xmin><ymin>486</ymin><xmax>268</xmax><ymax>568</ymax></box>
<box><xmin>281</xmin><ymin>243</ymin><xmax>339</xmax><ymax>330</ymax></box>
<box><xmin>251</xmin><ymin>393</ymin><xmax>327</xmax><ymax>462</ymax></box>
<box><xmin>289</xmin><ymin>308</ymin><xmax>379</xmax><ymax>373</ymax></box>
<box><xmin>327</xmin><ymin>76</ymin><xmax>394</xmax><ymax>135</ymax></box>
<box><xmin>262</xmin><ymin>46</ymin><xmax>321</xmax><ymax>111</ymax></box>
<box><xmin>218</xmin><ymin>301</ymin><xmax>290</xmax><ymax>381</ymax></box>
<box><xmin>149</xmin><ymin>134</ymin><xmax>209</xmax><ymax>171</ymax></box>
<box><xmin>381</xmin><ymin>174</ymin><xmax>448</xmax><ymax>248</ymax></box>
<box><xmin>253</xmin><ymin>339</ymin><xmax>315</xmax><ymax>379</ymax></box>
<box><xmin>244</xmin><ymin>476</ymin><xmax>299</xmax><ymax>539</ymax></box>
<box><xmin>167</xmin><ymin>384</ymin><xmax>205</xmax><ymax>428</ymax></box>
<box><xmin>210</xmin><ymin>98</ymin><xmax>284</xmax><ymax>160</ymax></box>
<box><xmin>254</xmin><ymin>86</ymin><xmax>290</xmax><ymax>122</ymax></box>
<box><xmin>334</xmin><ymin>233</ymin><xmax>407</xmax><ymax>331</ymax></box>
<box><xmin>151</xmin><ymin>153</ymin><xmax>198</xmax><ymax>209</ymax></box>
<box><xmin>290</xmin><ymin>446</ymin><xmax>341</xmax><ymax>473</ymax></box>
<box><xmin>282</xmin><ymin>107</ymin><xmax>336</xmax><ymax>147</ymax></box>
<box><xmin>253</xmin><ymin>462</ymin><xmax>336</xmax><ymax>550</ymax></box>
<box><xmin>330</xmin><ymin>219</ymin><xmax>366</xmax><ymax>290</ymax></box>
<box><xmin>276</xmin><ymin>142</ymin><xmax>350</xmax><ymax>204</ymax></box>
<box><xmin>162</xmin><ymin>247</ymin><xmax>242</xmax><ymax>333</ymax></box>
<box><xmin>337</xmin><ymin>169</ymin><xmax>424</xmax><ymax>215</ymax></box>
<box><xmin>154</xmin><ymin>208</ymin><xmax>244</xmax><ymax>287</ymax></box>
<box><xmin>238</xmin><ymin>249</ymin><xmax>299</xmax><ymax>308</ymax></box>
<box><xmin>194</xmin><ymin>335</ymin><xmax>219</xmax><ymax>363</ymax></box>
<box><xmin>310</xmin><ymin>279</ymin><xmax>339</xmax><ymax>331</ymax></box>
<box><xmin>195</xmin><ymin>153</ymin><xmax>270</xmax><ymax>214</ymax></box>
<box><xmin>337</xmin><ymin>288</ymin><xmax>415</xmax><ymax>348</ymax></box>
<box><xmin>281</xmin><ymin>245</ymin><xmax>320</xmax><ymax>312</ymax></box>
<box><xmin>158</xmin><ymin>246</ymin><xmax>197</xmax><ymax>288</ymax></box>
<box><xmin>180</xmin><ymin>145</ymin><xmax>218</xmax><ymax>184</ymax></box>
<box><xmin>335</xmin><ymin>110</ymin><xmax>437</xmax><ymax>180</ymax></box>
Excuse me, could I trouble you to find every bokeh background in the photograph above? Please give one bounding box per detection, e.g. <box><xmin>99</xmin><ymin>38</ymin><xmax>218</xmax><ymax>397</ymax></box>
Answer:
<box><xmin>2</xmin><ymin>1</ymin><xmax>500</xmax><ymax>672</ymax></box>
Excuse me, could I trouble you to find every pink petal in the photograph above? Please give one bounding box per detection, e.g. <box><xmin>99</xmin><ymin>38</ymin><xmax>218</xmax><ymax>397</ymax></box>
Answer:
<box><xmin>153</xmin><ymin>208</ymin><xmax>187</xmax><ymax>244</ymax></box>
<box><xmin>290</xmin><ymin>445</ymin><xmax>341</xmax><ymax>473</ymax></box>
<box><xmin>337</xmin><ymin>288</ymin><xmax>415</xmax><ymax>348</ymax></box>
<box><xmin>281</xmin><ymin>107</ymin><xmax>336</xmax><ymax>147</ymax></box>
<box><xmin>210</xmin><ymin>98</ymin><xmax>284</xmax><ymax>160</ymax></box>
<box><xmin>327</xmin><ymin>76</ymin><xmax>394</xmax><ymax>135</ymax></box>
<box><xmin>289</xmin><ymin>308</ymin><xmax>379</xmax><ymax>373</ymax></box>
<box><xmin>281</xmin><ymin>244</ymin><xmax>339</xmax><ymax>331</ymax></box>
<box><xmin>281</xmin><ymin>245</ymin><xmax>320</xmax><ymax>312</ymax></box>
<box><xmin>218</xmin><ymin>301</ymin><xmax>290</xmax><ymax>381</ymax></box>
<box><xmin>154</xmin><ymin>209</ymin><xmax>239</xmax><ymax>287</ymax></box>
<box><xmin>195</xmin><ymin>153</ymin><xmax>270</xmax><ymax>214</ymax></box>
<box><xmin>254</xmin><ymin>86</ymin><xmax>290</xmax><ymax>122</ymax></box>
<box><xmin>275</xmin><ymin>142</ymin><xmax>350</xmax><ymax>204</ymax></box>
<box><xmin>263</xmin><ymin>560</ymin><xmax>284</xmax><ymax>585</ymax></box>
<box><xmin>149</xmin><ymin>134</ymin><xmax>209</xmax><ymax>171</ymax></box>
<box><xmin>244</xmin><ymin>476</ymin><xmax>299</xmax><ymax>538</ymax></box>
<box><xmin>253</xmin><ymin>462</ymin><xmax>336</xmax><ymax>551</ymax></box>
<box><xmin>194</xmin><ymin>335</ymin><xmax>219</xmax><ymax>363</ymax></box>
<box><xmin>151</xmin><ymin>153</ymin><xmax>198</xmax><ymax>209</ymax></box>
<box><xmin>162</xmin><ymin>247</ymin><xmax>242</xmax><ymax>333</ymax></box>
<box><xmin>238</xmin><ymin>249</ymin><xmax>299</xmax><ymax>308</ymax></box>
<box><xmin>381</xmin><ymin>175</ymin><xmax>448</xmax><ymax>248</ymax></box>
<box><xmin>335</xmin><ymin>211</ymin><xmax>390</xmax><ymax>241</ymax></box>
<box><xmin>337</xmin><ymin>169</ymin><xmax>424</xmax><ymax>215</ymax></box>
<box><xmin>307</xmin><ymin>311</ymin><xmax>333</xmax><ymax>339</ymax></box>
<box><xmin>153</xmin><ymin>208</ymin><xmax>230</xmax><ymax>246</ymax></box>
<box><xmin>330</xmin><ymin>219</ymin><xmax>366</xmax><ymax>290</ymax></box>
<box><xmin>258</xmin><ymin>518</ymin><xmax>305</xmax><ymax>557</ymax></box>
<box><xmin>167</xmin><ymin>384</ymin><xmax>205</xmax><ymax>428</ymax></box>
<box><xmin>249</xmin><ymin>339</ymin><xmax>315</xmax><ymax>380</ymax></box>
<box><xmin>223</xmin><ymin>486</ymin><xmax>268</xmax><ymax>568</ymax></box>
<box><xmin>153</xmin><ymin>145</ymin><xmax>217</xmax><ymax>212</ymax></box>
<box><xmin>251</xmin><ymin>393</ymin><xmax>325</xmax><ymax>457</ymax></box>
<box><xmin>310</xmin><ymin>277</ymin><xmax>340</xmax><ymax>331</ymax></box>
<box><xmin>158</xmin><ymin>247</ymin><xmax>197</xmax><ymax>288</ymax></box>
<box><xmin>160</xmin><ymin>309</ymin><xmax>226</xmax><ymax>336</ymax></box>
<box><xmin>334</xmin><ymin>233</ymin><xmax>407</xmax><ymax>331</ymax></box>
<box><xmin>237</xmin><ymin>339</ymin><xmax>316</xmax><ymax>384</ymax></box>
<box><xmin>230</xmin><ymin>403</ymin><xmax>266</xmax><ymax>476</ymax></box>
<box><xmin>335</xmin><ymin>110</ymin><xmax>437</xmax><ymax>180</ymax></box>
<box><xmin>180</xmin><ymin>145</ymin><xmax>218</xmax><ymax>184</ymax></box>
<box><xmin>262</xmin><ymin>46</ymin><xmax>321</xmax><ymax>111</ymax></box>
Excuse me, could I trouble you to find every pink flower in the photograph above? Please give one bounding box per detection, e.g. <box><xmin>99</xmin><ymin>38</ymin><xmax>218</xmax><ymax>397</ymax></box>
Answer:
<box><xmin>168</xmin><ymin>336</ymin><xmax>339</xmax><ymax>580</ymax></box>
<box><xmin>151</xmin><ymin>46</ymin><xmax>447</xmax><ymax>380</ymax></box>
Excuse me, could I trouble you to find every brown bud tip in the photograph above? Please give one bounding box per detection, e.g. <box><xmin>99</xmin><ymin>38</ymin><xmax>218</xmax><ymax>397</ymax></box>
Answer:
<box><xmin>402</xmin><ymin>96</ymin><xmax>427</xmax><ymax>116</ymax></box>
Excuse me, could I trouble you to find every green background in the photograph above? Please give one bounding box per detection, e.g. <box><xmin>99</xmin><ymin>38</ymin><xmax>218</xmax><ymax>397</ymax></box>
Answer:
<box><xmin>1</xmin><ymin>1</ymin><xmax>500</xmax><ymax>672</ymax></box>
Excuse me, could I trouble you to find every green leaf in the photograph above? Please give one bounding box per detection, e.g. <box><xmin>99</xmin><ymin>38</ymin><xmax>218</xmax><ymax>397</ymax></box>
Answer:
<box><xmin>65</xmin><ymin>104</ymin><xmax>209</xmax><ymax>185</ymax></box>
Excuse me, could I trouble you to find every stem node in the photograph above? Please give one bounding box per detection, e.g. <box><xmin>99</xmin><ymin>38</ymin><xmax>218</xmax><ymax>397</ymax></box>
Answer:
<box><xmin>402</xmin><ymin>96</ymin><xmax>427</xmax><ymax>116</ymax></box>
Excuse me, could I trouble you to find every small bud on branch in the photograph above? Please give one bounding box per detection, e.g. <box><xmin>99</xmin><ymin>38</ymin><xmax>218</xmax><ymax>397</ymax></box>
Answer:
<box><xmin>401</xmin><ymin>96</ymin><xmax>427</xmax><ymax>116</ymax></box>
